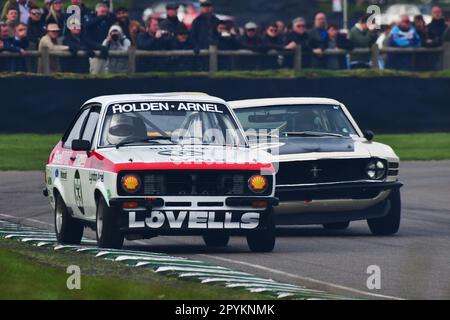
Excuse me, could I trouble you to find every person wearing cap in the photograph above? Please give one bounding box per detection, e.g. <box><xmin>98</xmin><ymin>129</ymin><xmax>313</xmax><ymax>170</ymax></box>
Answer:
<box><xmin>27</xmin><ymin>6</ymin><xmax>45</xmax><ymax>49</ymax></box>
<box><xmin>37</xmin><ymin>23</ymin><xmax>69</xmax><ymax>73</ymax></box>
<box><xmin>166</xmin><ymin>23</ymin><xmax>194</xmax><ymax>71</ymax></box>
<box><xmin>160</xmin><ymin>3</ymin><xmax>181</xmax><ymax>37</ymax></box>
<box><xmin>115</xmin><ymin>7</ymin><xmax>130</xmax><ymax>40</ymax></box>
<box><xmin>190</xmin><ymin>0</ymin><xmax>220</xmax><ymax>50</ymax></box>
<box><xmin>239</xmin><ymin>21</ymin><xmax>262</xmax><ymax>52</ymax></box>
<box><xmin>45</xmin><ymin>0</ymin><xmax>66</xmax><ymax>34</ymax></box>
<box><xmin>102</xmin><ymin>24</ymin><xmax>130</xmax><ymax>73</ymax></box>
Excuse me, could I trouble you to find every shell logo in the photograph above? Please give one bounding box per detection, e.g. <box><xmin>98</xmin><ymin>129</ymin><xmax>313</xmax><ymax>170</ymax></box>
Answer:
<box><xmin>122</xmin><ymin>175</ymin><xmax>141</xmax><ymax>192</ymax></box>
<box><xmin>248</xmin><ymin>175</ymin><xmax>268</xmax><ymax>193</ymax></box>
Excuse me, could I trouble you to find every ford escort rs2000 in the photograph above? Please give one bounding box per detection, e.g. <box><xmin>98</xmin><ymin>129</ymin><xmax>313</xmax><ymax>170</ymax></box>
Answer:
<box><xmin>230</xmin><ymin>98</ymin><xmax>403</xmax><ymax>235</ymax></box>
<box><xmin>44</xmin><ymin>93</ymin><xmax>277</xmax><ymax>251</ymax></box>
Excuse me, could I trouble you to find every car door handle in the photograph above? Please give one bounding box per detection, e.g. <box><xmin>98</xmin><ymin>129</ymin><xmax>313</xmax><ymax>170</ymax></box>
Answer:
<box><xmin>70</xmin><ymin>156</ymin><xmax>76</xmax><ymax>161</ymax></box>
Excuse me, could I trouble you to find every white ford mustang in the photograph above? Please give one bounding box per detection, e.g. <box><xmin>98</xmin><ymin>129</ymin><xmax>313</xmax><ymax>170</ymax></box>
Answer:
<box><xmin>230</xmin><ymin>97</ymin><xmax>403</xmax><ymax>235</ymax></box>
<box><xmin>44</xmin><ymin>93</ymin><xmax>278</xmax><ymax>251</ymax></box>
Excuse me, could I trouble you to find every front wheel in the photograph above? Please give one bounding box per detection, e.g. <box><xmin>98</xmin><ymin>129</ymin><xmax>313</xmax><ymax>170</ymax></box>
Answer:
<box><xmin>96</xmin><ymin>196</ymin><xmax>124</xmax><ymax>249</ymax></box>
<box><xmin>55</xmin><ymin>193</ymin><xmax>83</xmax><ymax>244</ymax></box>
<box><xmin>246</xmin><ymin>208</ymin><xmax>276</xmax><ymax>252</ymax></box>
<box><xmin>367</xmin><ymin>189</ymin><xmax>401</xmax><ymax>235</ymax></box>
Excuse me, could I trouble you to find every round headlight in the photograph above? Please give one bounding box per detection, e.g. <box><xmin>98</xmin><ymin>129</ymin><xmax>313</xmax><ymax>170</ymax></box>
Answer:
<box><xmin>366</xmin><ymin>160</ymin><xmax>386</xmax><ymax>180</ymax></box>
<box><xmin>121</xmin><ymin>174</ymin><xmax>141</xmax><ymax>193</ymax></box>
<box><xmin>248</xmin><ymin>175</ymin><xmax>268</xmax><ymax>193</ymax></box>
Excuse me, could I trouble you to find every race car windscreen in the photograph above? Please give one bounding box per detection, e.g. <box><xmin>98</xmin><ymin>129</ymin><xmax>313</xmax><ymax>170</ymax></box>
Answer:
<box><xmin>235</xmin><ymin>105</ymin><xmax>358</xmax><ymax>137</ymax></box>
<box><xmin>99</xmin><ymin>101</ymin><xmax>247</xmax><ymax>147</ymax></box>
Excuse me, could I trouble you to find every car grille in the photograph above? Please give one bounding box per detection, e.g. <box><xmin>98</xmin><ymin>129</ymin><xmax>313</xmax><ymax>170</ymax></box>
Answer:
<box><xmin>276</xmin><ymin>158</ymin><xmax>384</xmax><ymax>185</ymax></box>
<box><xmin>118</xmin><ymin>170</ymin><xmax>272</xmax><ymax>196</ymax></box>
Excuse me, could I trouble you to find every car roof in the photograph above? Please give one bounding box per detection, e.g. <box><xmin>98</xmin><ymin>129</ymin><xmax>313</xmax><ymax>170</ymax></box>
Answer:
<box><xmin>84</xmin><ymin>92</ymin><xmax>226</xmax><ymax>106</ymax></box>
<box><xmin>228</xmin><ymin>97</ymin><xmax>342</xmax><ymax>109</ymax></box>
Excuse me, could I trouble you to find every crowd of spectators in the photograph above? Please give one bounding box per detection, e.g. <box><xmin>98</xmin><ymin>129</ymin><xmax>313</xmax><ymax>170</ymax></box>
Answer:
<box><xmin>1</xmin><ymin>0</ymin><xmax>450</xmax><ymax>73</ymax></box>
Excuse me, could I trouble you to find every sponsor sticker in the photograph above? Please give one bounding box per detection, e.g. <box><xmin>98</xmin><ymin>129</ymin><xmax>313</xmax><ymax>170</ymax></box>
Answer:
<box><xmin>60</xmin><ymin>170</ymin><xmax>68</xmax><ymax>180</ymax></box>
<box><xmin>89</xmin><ymin>171</ymin><xmax>104</xmax><ymax>184</ymax></box>
<box><xmin>74</xmin><ymin>170</ymin><xmax>84</xmax><ymax>214</ymax></box>
<box><xmin>129</xmin><ymin>211</ymin><xmax>260</xmax><ymax>230</ymax></box>
<box><xmin>111</xmin><ymin>101</ymin><xmax>224</xmax><ymax>114</ymax></box>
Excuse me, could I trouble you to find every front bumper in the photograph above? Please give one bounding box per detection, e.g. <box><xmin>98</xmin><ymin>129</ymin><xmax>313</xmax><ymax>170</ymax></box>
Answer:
<box><xmin>109</xmin><ymin>196</ymin><xmax>278</xmax><ymax>236</ymax></box>
<box><xmin>276</xmin><ymin>181</ymin><xmax>403</xmax><ymax>202</ymax></box>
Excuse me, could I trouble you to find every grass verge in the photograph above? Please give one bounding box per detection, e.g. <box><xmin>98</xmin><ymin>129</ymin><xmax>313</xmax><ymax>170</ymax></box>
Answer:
<box><xmin>0</xmin><ymin>133</ymin><xmax>449</xmax><ymax>171</ymax></box>
<box><xmin>0</xmin><ymin>239</ymin><xmax>267</xmax><ymax>300</ymax></box>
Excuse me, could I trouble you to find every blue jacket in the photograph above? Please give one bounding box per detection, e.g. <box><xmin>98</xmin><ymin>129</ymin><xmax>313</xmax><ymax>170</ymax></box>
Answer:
<box><xmin>389</xmin><ymin>26</ymin><xmax>421</xmax><ymax>48</ymax></box>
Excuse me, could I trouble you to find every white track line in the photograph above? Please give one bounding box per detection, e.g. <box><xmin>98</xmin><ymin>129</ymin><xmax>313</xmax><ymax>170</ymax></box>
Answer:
<box><xmin>0</xmin><ymin>213</ymin><xmax>53</xmax><ymax>227</ymax></box>
<box><xmin>198</xmin><ymin>254</ymin><xmax>404</xmax><ymax>300</ymax></box>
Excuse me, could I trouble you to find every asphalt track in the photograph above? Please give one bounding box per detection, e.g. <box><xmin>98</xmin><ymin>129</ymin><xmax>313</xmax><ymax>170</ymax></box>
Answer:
<box><xmin>1</xmin><ymin>161</ymin><xmax>449</xmax><ymax>299</ymax></box>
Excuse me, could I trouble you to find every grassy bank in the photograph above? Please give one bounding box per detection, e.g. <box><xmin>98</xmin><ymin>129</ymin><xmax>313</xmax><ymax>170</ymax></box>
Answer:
<box><xmin>0</xmin><ymin>133</ymin><xmax>449</xmax><ymax>171</ymax></box>
<box><xmin>0</xmin><ymin>239</ymin><xmax>265</xmax><ymax>300</ymax></box>
<box><xmin>3</xmin><ymin>68</ymin><xmax>450</xmax><ymax>80</ymax></box>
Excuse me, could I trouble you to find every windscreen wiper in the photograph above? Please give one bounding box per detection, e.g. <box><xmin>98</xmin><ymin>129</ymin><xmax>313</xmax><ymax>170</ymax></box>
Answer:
<box><xmin>284</xmin><ymin>131</ymin><xmax>344</xmax><ymax>138</ymax></box>
<box><xmin>115</xmin><ymin>136</ymin><xmax>172</xmax><ymax>149</ymax></box>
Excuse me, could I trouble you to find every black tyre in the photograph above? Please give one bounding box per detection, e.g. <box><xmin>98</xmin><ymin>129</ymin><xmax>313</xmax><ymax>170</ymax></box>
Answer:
<box><xmin>203</xmin><ymin>233</ymin><xmax>230</xmax><ymax>247</ymax></box>
<box><xmin>367</xmin><ymin>189</ymin><xmax>401</xmax><ymax>235</ymax></box>
<box><xmin>246</xmin><ymin>208</ymin><xmax>276</xmax><ymax>252</ymax></box>
<box><xmin>55</xmin><ymin>193</ymin><xmax>83</xmax><ymax>244</ymax></box>
<box><xmin>323</xmin><ymin>221</ymin><xmax>350</xmax><ymax>230</ymax></box>
<box><xmin>96</xmin><ymin>196</ymin><xmax>124</xmax><ymax>249</ymax></box>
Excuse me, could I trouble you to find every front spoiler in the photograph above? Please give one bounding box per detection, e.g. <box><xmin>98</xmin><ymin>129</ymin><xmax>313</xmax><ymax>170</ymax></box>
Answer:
<box><xmin>276</xmin><ymin>181</ymin><xmax>403</xmax><ymax>202</ymax></box>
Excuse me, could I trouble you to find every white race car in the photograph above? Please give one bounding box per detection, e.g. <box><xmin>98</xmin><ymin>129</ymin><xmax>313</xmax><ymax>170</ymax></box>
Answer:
<box><xmin>230</xmin><ymin>98</ymin><xmax>403</xmax><ymax>235</ymax></box>
<box><xmin>44</xmin><ymin>93</ymin><xmax>277</xmax><ymax>252</ymax></box>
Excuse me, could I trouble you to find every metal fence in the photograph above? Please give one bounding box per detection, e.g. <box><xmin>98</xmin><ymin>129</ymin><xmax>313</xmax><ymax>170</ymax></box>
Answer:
<box><xmin>1</xmin><ymin>43</ymin><xmax>449</xmax><ymax>74</ymax></box>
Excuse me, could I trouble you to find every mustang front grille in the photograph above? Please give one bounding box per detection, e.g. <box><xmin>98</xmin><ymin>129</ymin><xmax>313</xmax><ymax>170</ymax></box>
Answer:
<box><xmin>276</xmin><ymin>158</ymin><xmax>387</xmax><ymax>185</ymax></box>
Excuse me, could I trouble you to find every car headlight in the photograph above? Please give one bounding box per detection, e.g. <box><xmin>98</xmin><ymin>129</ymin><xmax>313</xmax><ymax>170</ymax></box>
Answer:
<box><xmin>121</xmin><ymin>174</ymin><xmax>141</xmax><ymax>193</ymax></box>
<box><xmin>366</xmin><ymin>160</ymin><xmax>386</xmax><ymax>180</ymax></box>
<box><xmin>248</xmin><ymin>175</ymin><xmax>268</xmax><ymax>193</ymax></box>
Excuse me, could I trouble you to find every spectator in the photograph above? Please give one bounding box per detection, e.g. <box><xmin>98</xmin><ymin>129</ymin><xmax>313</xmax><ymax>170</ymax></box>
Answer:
<box><xmin>37</xmin><ymin>23</ymin><xmax>69</xmax><ymax>73</ymax></box>
<box><xmin>190</xmin><ymin>0</ymin><xmax>220</xmax><ymax>50</ymax></box>
<box><xmin>386</xmin><ymin>15</ymin><xmax>420</xmax><ymax>70</ymax></box>
<box><xmin>285</xmin><ymin>17</ymin><xmax>319</xmax><ymax>68</ymax></box>
<box><xmin>414</xmin><ymin>15</ymin><xmax>429</xmax><ymax>45</ymax></box>
<box><xmin>0</xmin><ymin>21</ymin><xmax>24</xmax><ymax>71</ymax></box>
<box><xmin>316</xmin><ymin>24</ymin><xmax>353</xmax><ymax>70</ymax></box>
<box><xmin>1</xmin><ymin>0</ymin><xmax>36</xmax><ymax>24</ymax></box>
<box><xmin>62</xmin><ymin>17</ymin><xmax>92</xmax><ymax>73</ymax></box>
<box><xmin>27</xmin><ymin>6</ymin><xmax>45</xmax><ymax>49</ymax></box>
<box><xmin>262</xmin><ymin>22</ymin><xmax>284</xmax><ymax>51</ymax></box>
<box><xmin>137</xmin><ymin>17</ymin><xmax>166</xmax><ymax>50</ymax></box>
<box><xmin>115</xmin><ymin>7</ymin><xmax>130</xmax><ymax>40</ymax></box>
<box><xmin>275</xmin><ymin>20</ymin><xmax>286</xmax><ymax>40</ymax></box>
<box><xmin>45</xmin><ymin>0</ymin><xmax>66</xmax><ymax>33</ymax></box>
<box><xmin>309</xmin><ymin>12</ymin><xmax>327</xmax><ymax>48</ymax></box>
<box><xmin>85</xmin><ymin>2</ymin><xmax>115</xmax><ymax>74</ymax></box>
<box><xmin>168</xmin><ymin>23</ymin><xmax>195</xmax><ymax>71</ymax></box>
<box><xmin>169</xmin><ymin>23</ymin><xmax>194</xmax><ymax>50</ymax></box>
<box><xmin>160</xmin><ymin>3</ymin><xmax>181</xmax><ymax>37</ymax></box>
<box><xmin>214</xmin><ymin>20</ymin><xmax>240</xmax><ymax>50</ymax></box>
<box><xmin>128</xmin><ymin>20</ymin><xmax>144</xmax><ymax>47</ymax></box>
<box><xmin>376</xmin><ymin>24</ymin><xmax>393</xmax><ymax>69</ymax></box>
<box><xmin>239</xmin><ymin>21</ymin><xmax>262</xmax><ymax>51</ymax></box>
<box><xmin>349</xmin><ymin>14</ymin><xmax>377</xmax><ymax>68</ymax></box>
<box><xmin>102</xmin><ymin>25</ymin><xmax>130</xmax><ymax>73</ymax></box>
<box><xmin>13</xmin><ymin>22</ymin><xmax>29</xmax><ymax>71</ymax></box>
<box><xmin>427</xmin><ymin>6</ymin><xmax>446</xmax><ymax>47</ymax></box>
<box><xmin>4</xmin><ymin>7</ymin><xmax>19</xmax><ymax>37</ymax></box>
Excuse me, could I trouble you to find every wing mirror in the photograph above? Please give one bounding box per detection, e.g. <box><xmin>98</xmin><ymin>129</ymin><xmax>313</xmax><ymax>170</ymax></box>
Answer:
<box><xmin>72</xmin><ymin>139</ymin><xmax>92</xmax><ymax>154</ymax></box>
<box><xmin>363</xmin><ymin>130</ymin><xmax>374</xmax><ymax>141</ymax></box>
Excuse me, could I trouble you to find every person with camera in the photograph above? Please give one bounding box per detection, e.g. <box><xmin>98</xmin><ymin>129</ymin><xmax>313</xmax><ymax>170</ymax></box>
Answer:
<box><xmin>102</xmin><ymin>24</ymin><xmax>130</xmax><ymax>73</ymax></box>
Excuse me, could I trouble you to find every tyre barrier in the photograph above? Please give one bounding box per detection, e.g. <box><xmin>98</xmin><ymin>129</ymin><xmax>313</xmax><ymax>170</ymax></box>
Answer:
<box><xmin>0</xmin><ymin>219</ymin><xmax>346</xmax><ymax>300</ymax></box>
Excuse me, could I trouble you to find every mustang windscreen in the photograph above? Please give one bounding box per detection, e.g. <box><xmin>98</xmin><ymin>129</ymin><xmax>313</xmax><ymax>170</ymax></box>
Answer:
<box><xmin>99</xmin><ymin>101</ymin><xmax>246</xmax><ymax>147</ymax></box>
<box><xmin>236</xmin><ymin>105</ymin><xmax>358</xmax><ymax>137</ymax></box>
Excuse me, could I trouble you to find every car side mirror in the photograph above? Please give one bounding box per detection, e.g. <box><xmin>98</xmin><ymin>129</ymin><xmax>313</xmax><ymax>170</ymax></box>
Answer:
<box><xmin>363</xmin><ymin>130</ymin><xmax>374</xmax><ymax>141</ymax></box>
<box><xmin>72</xmin><ymin>139</ymin><xmax>92</xmax><ymax>152</ymax></box>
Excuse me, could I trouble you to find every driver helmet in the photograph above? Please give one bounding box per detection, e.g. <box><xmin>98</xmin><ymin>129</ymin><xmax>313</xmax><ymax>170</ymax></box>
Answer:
<box><xmin>107</xmin><ymin>114</ymin><xmax>138</xmax><ymax>145</ymax></box>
